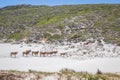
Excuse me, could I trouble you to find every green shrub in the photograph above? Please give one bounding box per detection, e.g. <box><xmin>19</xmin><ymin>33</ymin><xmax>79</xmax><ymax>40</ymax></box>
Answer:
<box><xmin>57</xmin><ymin>23</ymin><xmax>64</xmax><ymax>29</ymax></box>
<box><xmin>8</xmin><ymin>32</ymin><xmax>22</xmax><ymax>40</ymax></box>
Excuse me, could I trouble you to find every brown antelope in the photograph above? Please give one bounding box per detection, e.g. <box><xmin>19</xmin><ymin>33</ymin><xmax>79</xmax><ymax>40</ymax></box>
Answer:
<box><xmin>10</xmin><ymin>52</ymin><xmax>18</xmax><ymax>58</ymax></box>
<box><xmin>40</xmin><ymin>52</ymin><xmax>46</xmax><ymax>57</ymax></box>
<box><xmin>32</xmin><ymin>51</ymin><xmax>39</xmax><ymax>56</ymax></box>
<box><xmin>46</xmin><ymin>52</ymin><xmax>54</xmax><ymax>56</ymax></box>
<box><xmin>45</xmin><ymin>51</ymin><xmax>58</xmax><ymax>56</ymax></box>
<box><xmin>23</xmin><ymin>50</ymin><xmax>31</xmax><ymax>57</ymax></box>
<box><xmin>52</xmin><ymin>51</ymin><xmax>58</xmax><ymax>55</ymax></box>
<box><xmin>60</xmin><ymin>52</ymin><xmax>67</xmax><ymax>57</ymax></box>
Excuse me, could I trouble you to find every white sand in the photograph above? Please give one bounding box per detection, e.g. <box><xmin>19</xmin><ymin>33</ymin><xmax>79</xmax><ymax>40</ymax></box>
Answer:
<box><xmin>0</xmin><ymin>57</ymin><xmax>120</xmax><ymax>73</ymax></box>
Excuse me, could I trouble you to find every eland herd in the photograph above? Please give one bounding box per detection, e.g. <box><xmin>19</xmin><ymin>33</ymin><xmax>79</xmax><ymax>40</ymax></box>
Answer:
<box><xmin>10</xmin><ymin>50</ymin><xmax>59</xmax><ymax>58</ymax></box>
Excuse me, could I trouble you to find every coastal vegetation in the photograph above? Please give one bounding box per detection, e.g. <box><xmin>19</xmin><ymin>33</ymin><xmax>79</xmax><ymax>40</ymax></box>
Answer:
<box><xmin>0</xmin><ymin>4</ymin><xmax>120</xmax><ymax>44</ymax></box>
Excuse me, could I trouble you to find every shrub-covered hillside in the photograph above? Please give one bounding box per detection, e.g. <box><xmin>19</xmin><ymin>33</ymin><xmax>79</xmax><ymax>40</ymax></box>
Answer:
<box><xmin>0</xmin><ymin>4</ymin><xmax>120</xmax><ymax>44</ymax></box>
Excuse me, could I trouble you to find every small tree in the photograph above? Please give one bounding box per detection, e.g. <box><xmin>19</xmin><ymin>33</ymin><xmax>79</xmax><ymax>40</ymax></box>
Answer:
<box><xmin>96</xmin><ymin>69</ymin><xmax>102</xmax><ymax>74</ymax></box>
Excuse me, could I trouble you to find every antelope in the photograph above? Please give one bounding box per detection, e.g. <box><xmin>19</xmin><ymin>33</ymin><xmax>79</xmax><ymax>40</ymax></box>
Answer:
<box><xmin>60</xmin><ymin>52</ymin><xmax>67</xmax><ymax>57</ymax></box>
<box><xmin>23</xmin><ymin>50</ymin><xmax>31</xmax><ymax>57</ymax></box>
<box><xmin>40</xmin><ymin>52</ymin><xmax>46</xmax><ymax>57</ymax></box>
<box><xmin>10</xmin><ymin>52</ymin><xmax>18</xmax><ymax>58</ymax></box>
<box><xmin>52</xmin><ymin>51</ymin><xmax>58</xmax><ymax>55</ymax></box>
<box><xmin>32</xmin><ymin>51</ymin><xmax>39</xmax><ymax>56</ymax></box>
<box><xmin>46</xmin><ymin>52</ymin><xmax>54</xmax><ymax>56</ymax></box>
